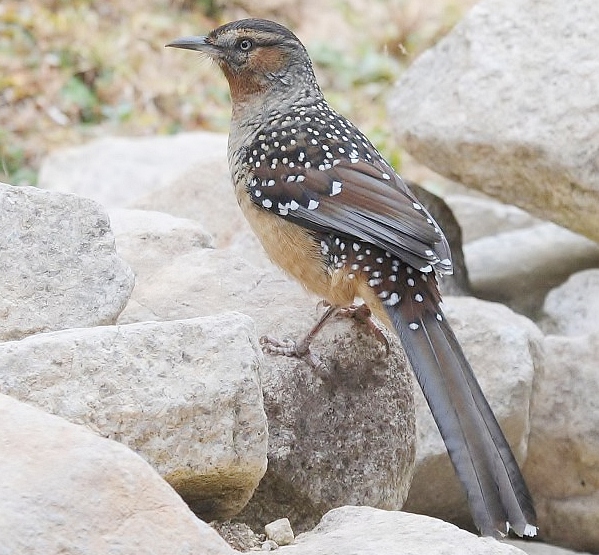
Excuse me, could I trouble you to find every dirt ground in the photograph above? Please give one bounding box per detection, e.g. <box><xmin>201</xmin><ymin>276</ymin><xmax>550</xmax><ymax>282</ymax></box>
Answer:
<box><xmin>0</xmin><ymin>0</ymin><xmax>476</xmax><ymax>186</ymax></box>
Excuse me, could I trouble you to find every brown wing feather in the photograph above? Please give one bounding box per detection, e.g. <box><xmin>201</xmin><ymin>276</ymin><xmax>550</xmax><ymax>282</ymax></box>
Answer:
<box><xmin>249</xmin><ymin>159</ymin><xmax>453</xmax><ymax>274</ymax></box>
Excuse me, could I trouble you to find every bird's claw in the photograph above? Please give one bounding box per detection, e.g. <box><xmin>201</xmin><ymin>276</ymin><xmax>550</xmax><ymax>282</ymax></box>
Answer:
<box><xmin>259</xmin><ymin>335</ymin><xmax>327</xmax><ymax>374</ymax></box>
<box><xmin>338</xmin><ymin>304</ymin><xmax>390</xmax><ymax>355</ymax></box>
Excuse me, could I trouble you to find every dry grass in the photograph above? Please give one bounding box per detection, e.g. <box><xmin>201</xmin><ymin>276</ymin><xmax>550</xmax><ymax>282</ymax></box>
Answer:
<box><xmin>0</xmin><ymin>0</ymin><xmax>476</xmax><ymax>185</ymax></box>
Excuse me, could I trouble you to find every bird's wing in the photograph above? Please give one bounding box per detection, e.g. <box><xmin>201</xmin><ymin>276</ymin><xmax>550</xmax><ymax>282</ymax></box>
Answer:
<box><xmin>248</xmin><ymin>159</ymin><xmax>453</xmax><ymax>275</ymax></box>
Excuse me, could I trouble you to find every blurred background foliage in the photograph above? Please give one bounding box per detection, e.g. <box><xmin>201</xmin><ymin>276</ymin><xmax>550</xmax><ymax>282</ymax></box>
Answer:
<box><xmin>0</xmin><ymin>0</ymin><xmax>475</xmax><ymax>186</ymax></box>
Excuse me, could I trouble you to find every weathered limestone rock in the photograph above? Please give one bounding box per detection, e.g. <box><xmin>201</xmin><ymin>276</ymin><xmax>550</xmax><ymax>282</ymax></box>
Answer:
<box><xmin>508</xmin><ymin>539</ymin><xmax>592</xmax><ymax>555</ymax></box>
<box><xmin>38</xmin><ymin>132</ymin><xmax>228</xmax><ymax>208</ymax></box>
<box><xmin>0</xmin><ymin>314</ymin><xmax>267</xmax><ymax>521</ymax></box>
<box><xmin>464</xmin><ymin>223</ymin><xmax>599</xmax><ymax>317</ymax></box>
<box><xmin>540</xmin><ymin>269</ymin><xmax>599</xmax><ymax>336</ymax></box>
<box><xmin>236</xmin><ymin>315</ymin><xmax>415</xmax><ymax>533</ymax></box>
<box><xmin>265</xmin><ymin>518</ymin><xmax>295</xmax><ymax>546</ymax></box>
<box><xmin>114</xmin><ymin>233</ymin><xmax>415</xmax><ymax>533</ymax></box>
<box><xmin>0</xmin><ymin>394</ymin><xmax>239</xmax><ymax>555</ymax></box>
<box><xmin>0</xmin><ymin>182</ymin><xmax>134</xmax><ymax>341</ymax></box>
<box><xmin>444</xmin><ymin>194</ymin><xmax>539</xmax><ymax>244</ymax></box>
<box><xmin>279</xmin><ymin>506</ymin><xmax>527</xmax><ymax>555</ymax></box>
<box><xmin>131</xmin><ymin>155</ymin><xmax>250</xmax><ymax>247</ymax></box>
<box><xmin>524</xmin><ymin>333</ymin><xmax>599</xmax><ymax>553</ymax></box>
<box><xmin>403</xmin><ymin>297</ymin><xmax>542</xmax><ymax>531</ymax></box>
<box><xmin>389</xmin><ymin>0</ymin><xmax>599</xmax><ymax>243</ymax></box>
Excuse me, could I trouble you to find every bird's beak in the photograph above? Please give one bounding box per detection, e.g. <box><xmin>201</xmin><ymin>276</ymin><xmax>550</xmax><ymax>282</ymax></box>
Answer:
<box><xmin>165</xmin><ymin>36</ymin><xmax>221</xmax><ymax>58</ymax></box>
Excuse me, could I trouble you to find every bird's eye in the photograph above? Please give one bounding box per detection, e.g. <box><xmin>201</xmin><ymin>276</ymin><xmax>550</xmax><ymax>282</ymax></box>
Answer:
<box><xmin>238</xmin><ymin>39</ymin><xmax>253</xmax><ymax>51</ymax></box>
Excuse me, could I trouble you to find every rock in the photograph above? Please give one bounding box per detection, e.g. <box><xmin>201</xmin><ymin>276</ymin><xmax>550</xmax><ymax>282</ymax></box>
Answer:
<box><xmin>0</xmin><ymin>314</ymin><xmax>267</xmax><ymax>522</ymax></box>
<box><xmin>235</xmin><ymin>317</ymin><xmax>414</xmax><ymax>533</ymax></box>
<box><xmin>278</xmin><ymin>506</ymin><xmax>526</xmax><ymax>555</ymax></box>
<box><xmin>505</xmin><ymin>540</ymin><xmax>590</xmax><ymax>555</ymax></box>
<box><xmin>524</xmin><ymin>333</ymin><xmax>599</xmax><ymax>553</ymax></box>
<box><xmin>131</xmin><ymin>155</ymin><xmax>252</xmax><ymax>247</ymax></box>
<box><xmin>0</xmin><ymin>182</ymin><xmax>134</xmax><ymax>342</ymax></box>
<box><xmin>264</xmin><ymin>518</ymin><xmax>294</xmax><ymax>546</ymax></box>
<box><xmin>388</xmin><ymin>0</ymin><xmax>599</xmax><ymax>243</ymax></box>
<box><xmin>210</xmin><ymin>521</ymin><xmax>263</xmax><ymax>552</ymax></box>
<box><xmin>464</xmin><ymin>223</ymin><xmax>599</xmax><ymax>318</ymax></box>
<box><xmin>403</xmin><ymin>297</ymin><xmax>542</xmax><ymax>531</ymax></box>
<box><xmin>0</xmin><ymin>393</ymin><xmax>239</xmax><ymax>555</ymax></box>
<box><xmin>108</xmin><ymin>208</ymin><xmax>214</xmax><ymax>276</ymax></box>
<box><xmin>38</xmin><ymin>132</ymin><xmax>228</xmax><ymax>208</ymax></box>
<box><xmin>444</xmin><ymin>194</ymin><xmax>540</xmax><ymax>244</ymax></box>
<box><xmin>114</xmin><ymin>234</ymin><xmax>415</xmax><ymax>533</ymax></box>
<box><xmin>539</xmin><ymin>269</ymin><xmax>599</xmax><ymax>336</ymax></box>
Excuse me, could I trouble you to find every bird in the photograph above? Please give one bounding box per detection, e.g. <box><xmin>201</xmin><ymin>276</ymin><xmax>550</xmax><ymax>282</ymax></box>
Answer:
<box><xmin>166</xmin><ymin>18</ymin><xmax>537</xmax><ymax>539</ymax></box>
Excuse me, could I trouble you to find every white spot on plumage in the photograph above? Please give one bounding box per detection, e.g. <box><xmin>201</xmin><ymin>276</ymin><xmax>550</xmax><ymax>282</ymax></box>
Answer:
<box><xmin>420</xmin><ymin>265</ymin><xmax>433</xmax><ymax>273</ymax></box>
<box><xmin>407</xmin><ymin>278</ymin><xmax>415</xmax><ymax>286</ymax></box>
<box><xmin>436</xmin><ymin>314</ymin><xmax>443</xmax><ymax>321</ymax></box>
<box><xmin>384</xmin><ymin>292</ymin><xmax>400</xmax><ymax>306</ymax></box>
<box><xmin>413</xmin><ymin>202</ymin><xmax>422</xmax><ymax>210</ymax></box>
<box><xmin>415</xmin><ymin>294</ymin><xmax>424</xmax><ymax>302</ymax></box>
<box><xmin>290</xmin><ymin>200</ymin><xmax>300</xmax><ymax>210</ymax></box>
<box><xmin>308</xmin><ymin>199</ymin><xmax>319</xmax><ymax>210</ymax></box>
<box><xmin>351</xmin><ymin>263</ymin><xmax>360</xmax><ymax>271</ymax></box>
<box><xmin>331</xmin><ymin>181</ymin><xmax>342</xmax><ymax>195</ymax></box>
<box><xmin>409</xmin><ymin>322</ymin><xmax>419</xmax><ymax>330</ymax></box>
<box><xmin>376</xmin><ymin>257</ymin><xmax>383</xmax><ymax>263</ymax></box>
<box><xmin>353</xmin><ymin>243</ymin><xmax>360</xmax><ymax>251</ymax></box>
<box><xmin>262</xmin><ymin>198</ymin><xmax>272</xmax><ymax>208</ymax></box>
<box><xmin>382</xmin><ymin>173</ymin><xmax>391</xmax><ymax>180</ymax></box>
<box><xmin>389</xmin><ymin>275</ymin><xmax>397</xmax><ymax>281</ymax></box>
<box><xmin>296</xmin><ymin>175</ymin><xmax>305</xmax><ymax>182</ymax></box>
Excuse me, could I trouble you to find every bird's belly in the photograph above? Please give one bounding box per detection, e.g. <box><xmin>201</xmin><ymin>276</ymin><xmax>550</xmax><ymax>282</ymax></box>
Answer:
<box><xmin>236</xmin><ymin>187</ymin><xmax>356</xmax><ymax>306</ymax></box>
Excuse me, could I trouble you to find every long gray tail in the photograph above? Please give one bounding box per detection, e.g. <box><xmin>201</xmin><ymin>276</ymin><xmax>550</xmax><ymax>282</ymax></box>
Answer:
<box><xmin>386</xmin><ymin>302</ymin><xmax>537</xmax><ymax>538</ymax></box>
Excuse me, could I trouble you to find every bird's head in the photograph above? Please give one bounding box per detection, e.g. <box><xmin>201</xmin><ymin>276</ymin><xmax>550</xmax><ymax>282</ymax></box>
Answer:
<box><xmin>166</xmin><ymin>19</ymin><xmax>320</xmax><ymax>105</ymax></box>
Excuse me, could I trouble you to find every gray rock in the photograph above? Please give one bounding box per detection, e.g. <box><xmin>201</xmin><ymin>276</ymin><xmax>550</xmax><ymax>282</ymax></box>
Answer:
<box><xmin>524</xmin><ymin>333</ymin><xmax>599</xmax><ymax>553</ymax></box>
<box><xmin>389</xmin><ymin>0</ymin><xmax>599</xmax><ymax>243</ymax></box>
<box><xmin>114</xmin><ymin>235</ymin><xmax>415</xmax><ymax>533</ymax></box>
<box><xmin>0</xmin><ymin>393</ymin><xmax>239</xmax><ymax>555</ymax></box>
<box><xmin>279</xmin><ymin>506</ymin><xmax>526</xmax><ymax>555</ymax></box>
<box><xmin>108</xmin><ymin>208</ymin><xmax>214</xmax><ymax>276</ymax></box>
<box><xmin>132</xmin><ymin>155</ymin><xmax>250</xmax><ymax>248</ymax></box>
<box><xmin>403</xmin><ymin>297</ymin><xmax>542</xmax><ymax>531</ymax></box>
<box><xmin>38</xmin><ymin>132</ymin><xmax>228</xmax><ymax>208</ymax></box>
<box><xmin>444</xmin><ymin>194</ymin><xmax>540</xmax><ymax>244</ymax></box>
<box><xmin>539</xmin><ymin>269</ymin><xmax>599</xmax><ymax>336</ymax></box>
<box><xmin>0</xmin><ymin>182</ymin><xmax>134</xmax><ymax>341</ymax></box>
<box><xmin>237</xmin><ymin>315</ymin><xmax>415</xmax><ymax>533</ymax></box>
<box><xmin>265</xmin><ymin>518</ymin><xmax>294</xmax><ymax>546</ymax></box>
<box><xmin>465</xmin><ymin>223</ymin><xmax>599</xmax><ymax>318</ymax></box>
<box><xmin>0</xmin><ymin>314</ymin><xmax>267</xmax><ymax>522</ymax></box>
<box><xmin>509</xmin><ymin>539</ymin><xmax>593</xmax><ymax>555</ymax></box>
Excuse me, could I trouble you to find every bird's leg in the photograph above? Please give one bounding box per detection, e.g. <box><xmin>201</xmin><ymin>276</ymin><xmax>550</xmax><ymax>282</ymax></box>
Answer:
<box><xmin>260</xmin><ymin>304</ymin><xmax>338</xmax><ymax>371</ymax></box>
<box><xmin>336</xmin><ymin>303</ymin><xmax>390</xmax><ymax>355</ymax></box>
